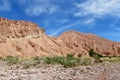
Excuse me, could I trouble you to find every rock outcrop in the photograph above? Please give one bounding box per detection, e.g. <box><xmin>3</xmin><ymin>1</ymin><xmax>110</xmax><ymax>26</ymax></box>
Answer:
<box><xmin>0</xmin><ymin>18</ymin><xmax>44</xmax><ymax>38</ymax></box>
<box><xmin>0</xmin><ymin>17</ymin><xmax>120</xmax><ymax>57</ymax></box>
<box><xmin>56</xmin><ymin>31</ymin><xmax>120</xmax><ymax>56</ymax></box>
<box><xmin>0</xmin><ymin>18</ymin><xmax>71</xmax><ymax>57</ymax></box>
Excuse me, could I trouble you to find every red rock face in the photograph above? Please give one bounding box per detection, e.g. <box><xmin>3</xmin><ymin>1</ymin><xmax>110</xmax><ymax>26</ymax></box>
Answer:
<box><xmin>0</xmin><ymin>18</ymin><xmax>119</xmax><ymax>57</ymax></box>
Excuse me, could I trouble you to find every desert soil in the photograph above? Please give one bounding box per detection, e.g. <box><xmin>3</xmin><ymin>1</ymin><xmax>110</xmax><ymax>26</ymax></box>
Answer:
<box><xmin>0</xmin><ymin>62</ymin><xmax>120</xmax><ymax>80</ymax></box>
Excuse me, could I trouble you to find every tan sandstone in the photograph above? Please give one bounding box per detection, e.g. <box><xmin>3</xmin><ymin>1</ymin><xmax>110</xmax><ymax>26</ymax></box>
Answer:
<box><xmin>0</xmin><ymin>18</ymin><xmax>120</xmax><ymax>57</ymax></box>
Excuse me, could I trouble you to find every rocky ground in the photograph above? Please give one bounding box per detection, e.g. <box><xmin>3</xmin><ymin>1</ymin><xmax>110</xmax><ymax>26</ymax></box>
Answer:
<box><xmin>0</xmin><ymin>62</ymin><xmax>120</xmax><ymax>80</ymax></box>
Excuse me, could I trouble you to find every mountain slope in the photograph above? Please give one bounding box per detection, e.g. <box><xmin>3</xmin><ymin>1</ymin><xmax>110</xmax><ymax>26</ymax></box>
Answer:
<box><xmin>0</xmin><ymin>18</ymin><xmax>120</xmax><ymax>57</ymax></box>
<box><xmin>0</xmin><ymin>18</ymin><xmax>44</xmax><ymax>38</ymax></box>
<box><xmin>0</xmin><ymin>18</ymin><xmax>72</xmax><ymax>57</ymax></box>
<box><xmin>56</xmin><ymin>31</ymin><xmax>120</xmax><ymax>56</ymax></box>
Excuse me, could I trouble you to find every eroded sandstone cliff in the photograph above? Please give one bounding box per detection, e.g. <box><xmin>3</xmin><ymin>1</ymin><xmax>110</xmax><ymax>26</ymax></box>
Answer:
<box><xmin>0</xmin><ymin>18</ymin><xmax>119</xmax><ymax>57</ymax></box>
<box><xmin>56</xmin><ymin>31</ymin><xmax>120</xmax><ymax>56</ymax></box>
<box><xmin>0</xmin><ymin>18</ymin><xmax>44</xmax><ymax>38</ymax></box>
<box><xmin>0</xmin><ymin>18</ymin><xmax>71</xmax><ymax>57</ymax></box>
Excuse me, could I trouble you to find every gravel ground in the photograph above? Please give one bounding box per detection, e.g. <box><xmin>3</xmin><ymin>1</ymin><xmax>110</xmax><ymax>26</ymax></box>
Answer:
<box><xmin>0</xmin><ymin>62</ymin><xmax>120</xmax><ymax>80</ymax></box>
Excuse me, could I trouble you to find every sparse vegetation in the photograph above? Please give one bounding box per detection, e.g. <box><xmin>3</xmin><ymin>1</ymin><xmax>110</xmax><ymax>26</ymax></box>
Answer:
<box><xmin>21</xmin><ymin>57</ymin><xmax>41</xmax><ymax>69</ymax></box>
<box><xmin>80</xmin><ymin>58</ymin><xmax>91</xmax><ymax>66</ymax></box>
<box><xmin>44</xmin><ymin>56</ymin><xmax>64</xmax><ymax>64</ymax></box>
<box><xmin>88</xmin><ymin>49</ymin><xmax>120</xmax><ymax>63</ymax></box>
<box><xmin>43</xmin><ymin>54</ymin><xmax>91</xmax><ymax>68</ymax></box>
<box><xmin>78</xmin><ymin>53</ymin><xmax>82</xmax><ymax>58</ymax></box>
<box><xmin>89</xmin><ymin>49</ymin><xmax>102</xmax><ymax>60</ymax></box>
<box><xmin>66</xmin><ymin>54</ymin><xmax>74</xmax><ymax>58</ymax></box>
<box><xmin>4</xmin><ymin>56</ymin><xmax>19</xmax><ymax>65</ymax></box>
<box><xmin>22</xmin><ymin>61</ymin><xmax>32</xmax><ymax>69</ymax></box>
<box><xmin>0</xmin><ymin>57</ymin><xmax>3</xmax><ymax>61</ymax></box>
<box><xmin>0</xmin><ymin>52</ymin><xmax>119</xmax><ymax>69</ymax></box>
<box><xmin>101</xmin><ymin>56</ymin><xmax>120</xmax><ymax>62</ymax></box>
<box><xmin>0</xmin><ymin>54</ymin><xmax>100</xmax><ymax>68</ymax></box>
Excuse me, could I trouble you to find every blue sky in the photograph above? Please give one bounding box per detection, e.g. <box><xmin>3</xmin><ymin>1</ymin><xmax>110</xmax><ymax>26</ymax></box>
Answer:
<box><xmin>0</xmin><ymin>0</ymin><xmax>120</xmax><ymax>42</ymax></box>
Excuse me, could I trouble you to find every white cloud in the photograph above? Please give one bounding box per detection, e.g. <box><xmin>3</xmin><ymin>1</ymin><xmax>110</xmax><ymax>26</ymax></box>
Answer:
<box><xmin>83</xmin><ymin>18</ymin><xmax>95</xmax><ymax>26</ymax></box>
<box><xmin>49</xmin><ymin>18</ymin><xmax>94</xmax><ymax>36</ymax></box>
<box><xmin>49</xmin><ymin>21</ymin><xmax>82</xmax><ymax>36</ymax></box>
<box><xmin>61</xmin><ymin>19</ymin><xmax>69</xmax><ymax>24</ymax></box>
<box><xmin>0</xmin><ymin>0</ymin><xmax>11</xmax><ymax>11</ymax></box>
<box><xmin>43</xmin><ymin>17</ymin><xmax>69</xmax><ymax>28</ymax></box>
<box><xmin>20</xmin><ymin>0</ymin><xmax>58</xmax><ymax>16</ymax></box>
<box><xmin>25</xmin><ymin>5</ymin><xmax>58</xmax><ymax>16</ymax></box>
<box><xmin>75</xmin><ymin>0</ymin><xmax>120</xmax><ymax>18</ymax></box>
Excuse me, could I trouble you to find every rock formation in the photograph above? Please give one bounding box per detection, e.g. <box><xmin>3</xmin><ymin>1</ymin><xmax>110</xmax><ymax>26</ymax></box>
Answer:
<box><xmin>0</xmin><ymin>17</ymin><xmax>120</xmax><ymax>57</ymax></box>
<box><xmin>0</xmin><ymin>18</ymin><xmax>44</xmax><ymax>38</ymax></box>
<box><xmin>0</xmin><ymin>18</ymin><xmax>71</xmax><ymax>57</ymax></box>
<box><xmin>56</xmin><ymin>31</ymin><xmax>120</xmax><ymax>56</ymax></box>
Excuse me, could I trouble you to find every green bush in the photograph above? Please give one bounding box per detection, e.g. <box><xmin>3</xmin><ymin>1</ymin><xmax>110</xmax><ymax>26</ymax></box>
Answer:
<box><xmin>44</xmin><ymin>56</ymin><xmax>64</xmax><ymax>64</ymax></box>
<box><xmin>89</xmin><ymin>49</ymin><xmax>102</xmax><ymax>60</ymax></box>
<box><xmin>33</xmin><ymin>57</ymin><xmax>40</xmax><ymax>60</ymax></box>
<box><xmin>62</xmin><ymin>59</ymin><xmax>77</xmax><ymax>68</ymax></box>
<box><xmin>44</xmin><ymin>57</ymin><xmax>54</xmax><ymax>64</ymax></box>
<box><xmin>66</xmin><ymin>54</ymin><xmax>74</xmax><ymax>58</ymax></box>
<box><xmin>0</xmin><ymin>53</ymin><xmax>96</xmax><ymax>68</ymax></box>
<box><xmin>52</xmin><ymin>57</ymin><xmax>64</xmax><ymax>64</ymax></box>
<box><xmin>44</xmin><ymin>55</ymin><xmax>81</xmax><ymax>68</ymax></box>
<box><xmin>89</xmin><ymin>49</ymin><xmax>95</xmax><ymax>57</ymax></box>
<box><xmin>5</xmin><ymin>56</ymin><xmax>19</xmax><ymax>65</ymax></box>
<box><xmin>78</xmin><ymin>53</ymin><xmax>82</xmax><ymax>58</ymax></box>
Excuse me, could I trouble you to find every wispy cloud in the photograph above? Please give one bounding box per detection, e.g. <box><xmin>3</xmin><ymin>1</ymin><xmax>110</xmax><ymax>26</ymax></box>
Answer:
<box><xmin>25</xmin><ymin>5</ymin><xmax>58</xmax><ymax>16</ymax></box>
<box><xmin>49</xmin><ymin>21</ymin><xmax>82</xmax><ymax>36</ymax></box>
<box><xmin>83</xmin><ymin>18</ymin><xmax>95</xmax><ymax>26</ymax></box>
<box><xmin>0</xmin><ymin>0</ymin><xmax>11</xmax><ymax>11</ymax></box>
<box><xmin>75</xmin><ymin>0</ymin><xmax>120</xmax><ymax>18</ymax></box>
<box><xmin>49</xmin><ymin>18</ymin><xmax>95</xmax><ymax>36</ymax></box>
<box><xmin>43</xmin><ymin>18</ymin><xmax>69</xmax><ymax>28</ymax></box>
<box><xmin>61</xmin><ymin>19</ymin><xmax>69</xmax><ymax>24</ymax></box>
<box><xmin>110</xmin><ymin>19</ymin><xmax>120</xmax><ymax>31</ymax></box>
<box><xmin>110</xmin><ymin>25</ymin><xmax>120</xmax><ymax>31</ymax></box>
<box><xmin>19</xmin><ymin>0</ymin><xmax>59</xmax><ymax>16</ymax></box>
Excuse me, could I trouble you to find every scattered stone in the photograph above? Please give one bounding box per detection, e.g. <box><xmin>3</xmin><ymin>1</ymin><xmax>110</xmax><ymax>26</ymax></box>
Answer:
<box><xmin>0</xmin><ymin>62</ymin><xmax>119</xmax><ymax>80</ymax></box>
